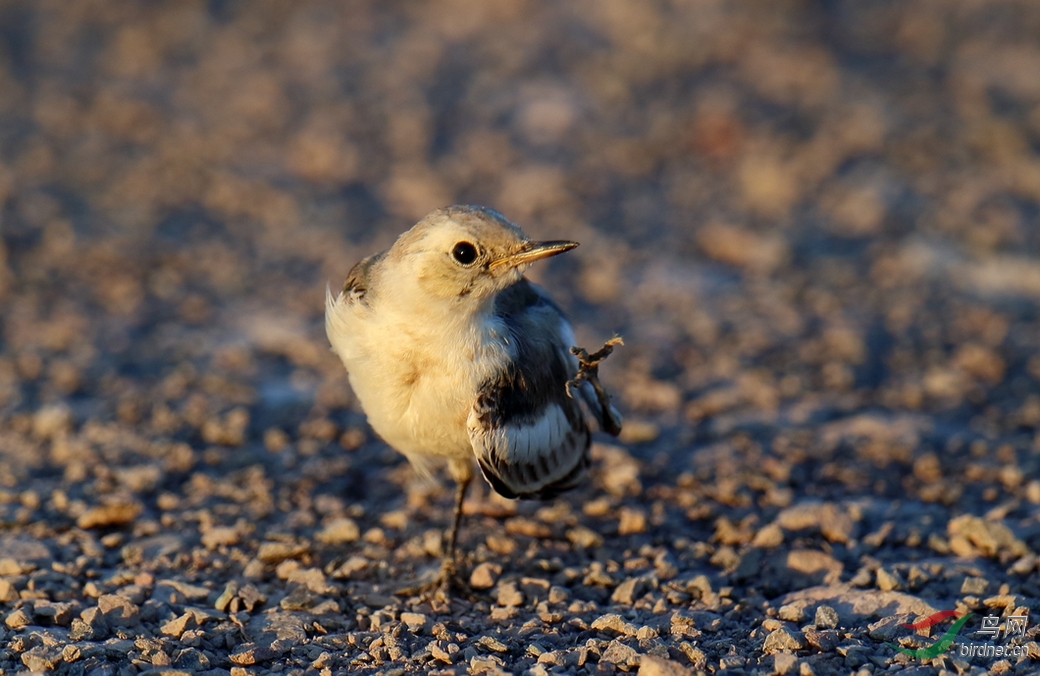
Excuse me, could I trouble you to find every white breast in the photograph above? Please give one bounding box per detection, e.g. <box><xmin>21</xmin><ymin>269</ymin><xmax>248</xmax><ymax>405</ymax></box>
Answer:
<box><xmin>325</xmin><ymin>287</ymin><xmax>510</xmax><ymax>470</ymax></box>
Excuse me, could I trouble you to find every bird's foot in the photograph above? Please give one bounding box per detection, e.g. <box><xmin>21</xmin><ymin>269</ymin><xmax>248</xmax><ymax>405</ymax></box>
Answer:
<box><xmin>394</xmin><ymin>559</ymin><xmax>465</xmax><ymax>602</ymax></box>
<box><xmin>567</xmin><ymin>336</ymin><xmax>624</xmax><ymax>435</ymax></box>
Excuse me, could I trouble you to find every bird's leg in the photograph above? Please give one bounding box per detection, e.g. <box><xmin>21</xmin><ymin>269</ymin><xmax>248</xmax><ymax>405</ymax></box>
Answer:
<box><xmin>567</xmin><ymin>336</ymin><xmax>624</xmax><ymax>436</ymax></box>
<box><xmin>396</xmin><ymin>464</ymin><xmax>472</xmax><ymax>600</ymax></box>
<box><xmin>440</xmin><ymin>471</ymin><xmax>471</xmax><ymax>585</ymax></box>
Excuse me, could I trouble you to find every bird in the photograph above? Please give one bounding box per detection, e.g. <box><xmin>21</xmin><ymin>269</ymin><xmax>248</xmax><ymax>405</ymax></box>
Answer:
<box><xmin>325</xmin><ymin>204</ymin><xmax>621</xmax><ymax>594</ymax></box>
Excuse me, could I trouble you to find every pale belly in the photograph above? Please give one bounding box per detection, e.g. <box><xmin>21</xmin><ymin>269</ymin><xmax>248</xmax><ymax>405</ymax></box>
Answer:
<box><xmin>327</xmin><ymin>291</ymin><xmax>512</xmax><ymax>468</ymax></box>
<box><xmin>349</xmin><ymin>363</ymin><xmax>475</xmax><ymax>462</ymax></box>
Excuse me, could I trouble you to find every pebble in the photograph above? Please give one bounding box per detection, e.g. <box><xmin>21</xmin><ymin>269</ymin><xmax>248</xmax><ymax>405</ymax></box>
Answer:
<box><xmin>161</xmin><ymin>612</ymin><xmax>197</xmax><ymax>638</ymax></box>
<box><xmin>33</xmin><ymin>601</ymin><xmax>76</xmax><ymax>626</ymax></box>
<box><xmin>752</xmin><ymin>523</ymin><xmax>785</xmax><ymax>548</ymax></box>
<box><xmin>947</xmin><ymin>514</ymin><xmax>1027</xmax><ymax>558</ymax></box>
<box><xmin>617</xmin><ymin>507</ymin><xmax>647</xmax><ymax>535</ymax></box>
<box><xmin>230</xmin><ymin>643</ymin><xmax>283</xmax><ymax>665</ymax></box>
<box><xmin>611</xmin><ymin>575</ymin><xmax>651</xmax><ymax>605</ymax></box>
<box><xmin>400</xmin><ymin>612</ymin><xmax>428</xmax><ymax>632</ymax></box>
<box><xmin>316</xmin><ymin>517</ymin><xmax>361</xmax><ymax>544</ymax></box>
<box><xmin>0</xmin><ymin>579</ymin><xmax>17</xmax><ymax>602</ymax></box>
<box><xmin>478</xmin><ymin>635</ymin><xmax>510</xmax><ymax>653</ymax></box>
<box><xmin>548</xmin><ymin>585</ymin><xmax>570</xmax><ymax>604</ymax></box>
<box><xmin>429</xmin><ymin>640</ymin><xmax>458</xmax><ymax>664</ymax></box>
<box><xmin>98</xmin><ymin>593</ymin><xmax>140</xmax><ymax>627</ymax></box>
<box><xmin>803</xmin><ymin>627</ymin><xmax>838</xmax><ymax>651</ymax></box>
<box><xmin>776</xmin><ymin>502</ymin><xmax>854</xmax><ymax>543</ymax></box>
<box><xmin>469</xmin><ymin>562</ymin><xmax>501</xmax><ymax>590</ymax></box>
<box><xmin>784</xmin><ymin>550</ymin><xmax>843</xmax><ymax>585</ymax></box>
<box><xmin>638</xmin><ymin>654</ymin><xmax>692</xmax><ymax>676</ymax></box>
<box><xmin>591</xmin><ymin>613</ymin><xmax>639</xmax><ymax>636</ymax></box>
<box><xmin>813</xmin><ymin>605</ymin><xmax>839</xmax><ymax>629</ymax></box>
<box><xmin>960</xmin><ymin>576</ymin><xmax>988</xmax><ymax>595</ymax></box>
<box><xmin>762</xmin><ymin>627</ymin><xmax>806</xmax><ymax>653</ymax></box>
<box><xmin>76</xmin><ymin>501</ymin><xmax>142</xmax><ymax>529</ymax></box>
<box><xmin>773</xmin><ymin>652</ymin><xmax>798</xmax><ymax>675</ymax></box>
<box><xmin>21</xmin><ymin>645</ymin><xmax>63</xmax><ymax>672</ymax></box>
<box><xmin>600</xmin><ymin>640</ymin><xmax>639</xmax><ymax>666</ymax></box>
<box><xmin>257</xmin><ymin>541</ymin><xmax>309</xmax><ymax>564</ymax></box>
<box><xmin>201</xmin><ymin>525</ymin><xmax>240</xmax><ymax>548</ymax></box>
<box><xmin>237</xmin><ymin>584</ymin><xmax>267</xmax><ymax>611</ymax></box>
<box><xmin>160</xmin><ymin>580</ymin><xmax>211</xmax><ymax>602</ymax></box>
<box><xmin>875</xmin><ymin>567</ymin><xmax>901</xmax><ymax>591</ymax></box>
<box><xmin>0</xmin><ymin>559</ymin><xmax>26</xmax><ymax>576</ymax></box>
<box><xmin>494</xmin><ymin>580</ymin><xmax>523</xmax><ymax>607</ymax></box>
<box><xmin>565</xmin><ymin>526</ymin><xmax>603</xmax><ymax>548</ymax></box>
<box><xmin>70</xmin><ymin>607</ymin><xmax>108</xmax><ymax>640</ymax></box>
<box><xmin>5</xmin><ymin>607</ymin><xmax>32</xmax><ymax>629</ymax></box>
<box><xmin>866</xmin><ymin>614</ymin><xmax>911</xmax><ymax>641</ymax></box>
<box><xmin>32</xmin><ymin>404</ymin><xmax>73</xmax><ymax>439</ymax></box>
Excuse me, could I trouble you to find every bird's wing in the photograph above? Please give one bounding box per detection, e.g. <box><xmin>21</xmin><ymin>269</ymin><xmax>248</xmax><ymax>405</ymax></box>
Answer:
<box><xmin>325</xmin><ymin>252</ymin><xmax>384</xmax><ymax>364</ymax></box>
<box><xmin>341</xmin><ymin>252</ymin><xmax>384</xmax><ymax>303</ymax></box>
<box><xmin>467</xmin><ymin>279</ymin><xmax>591</xmax><ymax>499</ymax></box>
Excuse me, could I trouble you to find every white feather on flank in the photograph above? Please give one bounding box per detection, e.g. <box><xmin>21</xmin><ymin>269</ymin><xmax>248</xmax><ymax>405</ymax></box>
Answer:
<box><xmin>476</xmin><ymin>399</ymin><xmax>569</xmax><ymax>463</ymax></box>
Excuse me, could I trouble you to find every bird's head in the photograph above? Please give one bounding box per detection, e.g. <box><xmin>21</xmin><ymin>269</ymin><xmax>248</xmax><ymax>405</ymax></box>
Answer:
<box><xmin>388</xmin><ymin>205</ymin><xmax>578</xmax><ymax>304</ymax></box>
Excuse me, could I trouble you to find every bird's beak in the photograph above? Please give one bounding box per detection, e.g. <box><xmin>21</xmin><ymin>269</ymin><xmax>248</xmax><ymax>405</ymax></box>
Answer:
<box><xmin>489</xmin><ymin>240</ymin><xmax>579</xmax><ymax>270</ymax></box>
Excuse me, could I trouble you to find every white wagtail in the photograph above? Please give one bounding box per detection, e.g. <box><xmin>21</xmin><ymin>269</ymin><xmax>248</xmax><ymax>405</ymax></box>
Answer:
<box><xmin>325</xmin><ymin>205</ymin><xmax>621</xmax><ymax>593</ymax></box>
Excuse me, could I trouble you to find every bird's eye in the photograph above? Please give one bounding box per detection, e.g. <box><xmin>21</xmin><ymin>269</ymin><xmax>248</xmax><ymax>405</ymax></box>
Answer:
<box><xmin>452</xmin><ymin>241</ymin><xmax>478</xmax><ymax>265</ymax></box>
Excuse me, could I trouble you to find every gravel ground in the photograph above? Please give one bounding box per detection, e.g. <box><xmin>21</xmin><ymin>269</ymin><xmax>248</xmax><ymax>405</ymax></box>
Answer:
<box><xmin>2</xmin><ymin>1</ymin><xmax>1040</xmax><ymax>675</ymax></box>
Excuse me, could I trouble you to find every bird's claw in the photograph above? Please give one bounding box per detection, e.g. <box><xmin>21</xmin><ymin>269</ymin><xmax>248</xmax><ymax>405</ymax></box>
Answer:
<box><xmin>566</xmin><ymin>336</ymin><xmax>623</xmax><ymax>436</ymax></box>
<box><xmin>394</xmin><ymin>559</ymin><xmax>464</xmax><ymax>602</ymax></box>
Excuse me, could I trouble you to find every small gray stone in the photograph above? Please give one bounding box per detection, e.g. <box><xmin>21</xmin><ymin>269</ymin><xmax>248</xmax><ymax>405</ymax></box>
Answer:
<box><xmin>316</xmin><ymin>517</ymin><xmax>360</xmax><ymax>544</ymax></box>
<box><xmin>162</xmin><ymin>580</ymin><xmax>211</xmax><ymax>602</ymax></box>
<box><xmin>5</xmin><ymin>607</ymin><xmax>32</xmax><ymax>629</ymax></box>
<box><xmin>611</xmin><ymin>576</ymin><xmax>650</xmax><ymax>605</ymax></box>
<box><xmin>97</xmin><ymin>594</ymin><xmax>140</xmax><ymax>627</ymax></box>
<box><xmin>960</xmin><ymin>576</ymin><xmax>988</xmax><ymax>595</ymax></box>
<box><xmin>214</xmin><ymin>581</ymin><xmax>238</xmax><ymax>612</ymax></box>
<box><xmin>161</xmin><ymin>612</ymin><xmax>197</xmax><ymax>638</ymax></box>
<box><xmin>566</xmin><ymin>526</ymin><xmax>603</xmax><ymax>548</ymax></box>
<box><xmin>0</xmin><ymin>578</ymin><xmax>17</xmax><ymax>602</ymax></box>
<box><xmin>867</xmin><ymin>614</ymin><xmax>912</xmax><ymax>641</ymax></box>
<box><xmin>876</xmin><ymin>568</ymin><xmax>901</xmax><ymax>591</ymax></box>
<box><xmin>70</xmin><ymin>606</ymin><xmax>108</xmax><ymax>640</ymax></box>
<box><xmin>478</xmin><ymin>635</ymin><xmax>510</xmax><ymax>653</ymax></box>
<box><xmin>494</xmin><ymin>580</ymin><xmax>523</xmax><ymax>607</ymax></box>
<box><xmin>230</xmin><ymin>643</ymin><xmax>282</xmax><ymax>665</ymax></box>
<box><xmin>638</xmin><ymin>654</ymin><xmax>692</xmax><ymax>676</ymax></box>
<box><xmin>173</xmin><ymin>647</ymin><xmax>210</xmax><ymax>670</ymax></box>
<box><xmin>237</xmin><ymin>584</ymin><xmax>266</xmax><ymax>611</ymax></box>
<box><xmin>591</xmin><ymin>613</ymin><xmax>638</xmax><ymax>636</ymax></box>
<box><xmin>773</xmin><ymin>652</ymin><xmax>798</xmax><ymax>675</ymax></box>
<box><xmin>752</xmin><ymin>523</ymin><xmax>785</xmax><ymax>548</ymax></box>
<box><xmin>61</xmin><ymin>644</ymin><xmax>81</xmax><ymax>663</ymax></box>
<box><xmin>762</xmin><ymin>627</ymin><xmax>806</xmax><ymax>654</ymax></box>
<box><xmin>548</xmin><ymin>585</ymin><xmax>570</xmax><ymax>604</ymax></box>
<box><xmin>200</xmin><ymin>525</ymin><xmax>240</xmax><ymax>549</ymax></box>
<box><xmin>256</xmin><ymin>541</ymin><xmax>308</xmax><ymax>564</ymax></box>
<box><xmin>814</xmin><ymin>605</ymin><xmax>839</xmax><ymax>629</ymax></box>
<box><xmin>777</xmin><ymin>604</ymin><xmax>805</xmax><ymax>623</ymax></box>
<box><xmin>601</xmin><ymin>640</ymin><xmax>639</xmax><ymax>666</ymax></box>
<box><xmin>804</xmin><ymin>627</ymin><xmax>838</xmax><ymax>651</ymax></box>
<box><xmin>429</xmin><ymin>640</ymin><xmax>458</xmax><ymax>664</ymax></box>
<box><xmin>21</xmin><ymin>645</ymin><xmax>63</xmax><ymax>671</ymax></box>
<box><xmin>400</xmin><ymin>612</ymin><xmax>427</xmax><ymax>632</ymax></box>
<box><xmin>469</xmin><ymin>562</ymin><xmax>501</xmax><ymax>590</ymax></box>
<box><xmin>33</xmin><ymin>601</ymin><xmax>76</xmax><ymax>627</ymax></box>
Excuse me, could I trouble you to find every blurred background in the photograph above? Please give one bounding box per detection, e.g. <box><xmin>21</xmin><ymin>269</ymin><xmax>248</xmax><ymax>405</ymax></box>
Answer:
<box><xmin>1</xmin><ymin>0</ymin><xmax>1039</xmax><ymax>537</ymax></box>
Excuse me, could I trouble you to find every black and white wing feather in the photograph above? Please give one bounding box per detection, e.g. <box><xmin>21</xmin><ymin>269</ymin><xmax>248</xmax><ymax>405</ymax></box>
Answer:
<box><xmin>467</xmin><ymin>279</ymin><xmax>591</xmax><ymax>500</ymax></box>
